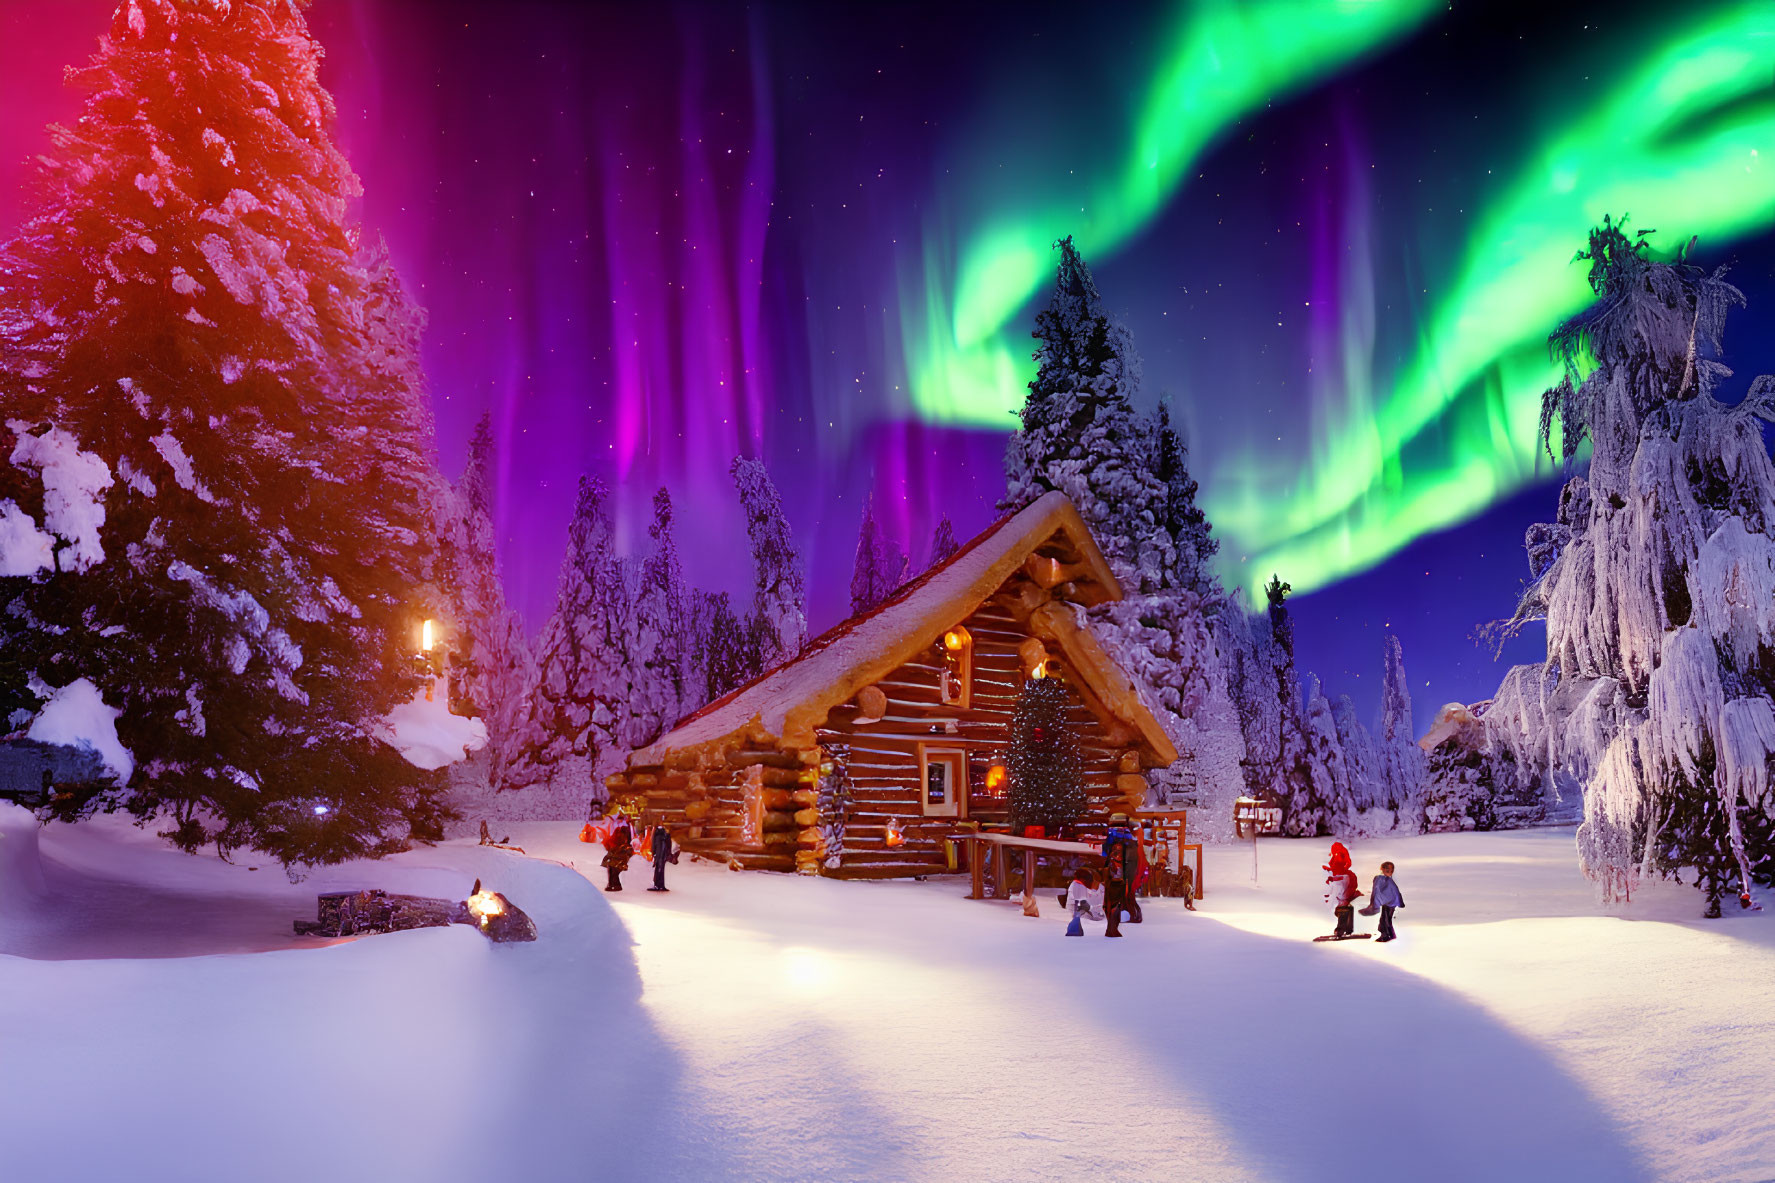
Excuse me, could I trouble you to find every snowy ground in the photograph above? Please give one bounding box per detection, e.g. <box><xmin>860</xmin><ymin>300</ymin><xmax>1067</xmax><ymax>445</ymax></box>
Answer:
<box><xmin>3</xmin><ymin>805</ymin><xmax>1772</xmax><ymax>1182</ymax></box>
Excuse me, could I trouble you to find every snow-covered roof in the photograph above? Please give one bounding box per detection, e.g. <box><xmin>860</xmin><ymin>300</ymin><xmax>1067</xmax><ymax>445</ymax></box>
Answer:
<box><xmin>628</xmin><ymin>491</ymin><xmax>1176</xmax><ymax>768</ymax></box>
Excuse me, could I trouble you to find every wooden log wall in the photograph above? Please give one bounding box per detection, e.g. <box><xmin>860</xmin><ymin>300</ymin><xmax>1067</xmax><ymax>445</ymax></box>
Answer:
<box><xmin>814</xmin><ymin>598</ymin><xmax>1145</xmax><ymax>878</ymax></box>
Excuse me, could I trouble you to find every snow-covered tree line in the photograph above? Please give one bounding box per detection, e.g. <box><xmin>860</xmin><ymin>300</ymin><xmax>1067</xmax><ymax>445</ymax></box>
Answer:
<box><xmin>506</xmin><ymin>456</ymin><xmax>808</xmax><ymax>807</ymax></box>
<box><xmin>1002</xmin><ymin>237</ymin><xmax>1519</xmax><ymax>839</ymax></box>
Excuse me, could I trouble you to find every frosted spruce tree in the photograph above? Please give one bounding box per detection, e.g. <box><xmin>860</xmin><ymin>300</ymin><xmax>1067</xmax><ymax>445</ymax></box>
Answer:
<box><xmin>1003</xmin><ymin>238</ymin><xmax>1248</xmax><ymax>821</ymax></box>
<box><xmin>513</xmin><ymin>477</ymin><xmax>630</xmax><ymax>802</ymax></box>
<box><xmin>0</xmin><ymin>0</ymin><xmax>449</xmax><ymax>864</ymax></box>
<box><xmin>697</xmin><ymin>590</ymin><xmax>752</xmax><ymax>704</ymax></box>
<box><xmin>630</xmin><ymin>487</ymin><xmax>690</xmax><ymax>746</ymax></box>
<box><xmin>730</xmin><ymin>457</ymin><xmax>806</xmax><ymax>671</ymax></box>
<box><xmin>850</xmin><ymin>493</ymin><xmax>908</xmax><ymax>615</ymax></box>
<box><xmin>1154</xmin><ymin>399</ymin><xmax>1220</xmax><ymax>600</ymax></box>
<box><xmin>438</xmin><ymin>414</ymin><xmax>532</xmax><ymax>792</ymax></box>
<box><xmin>926</xmin><ymin>515</ymin><xmax>959</xmax><ymax>572</ymax></box>
<box><xmin>1373</xmin><ymin>634</ymin><xmax>1428</xmax><ymax>826</ymax></box>
<box><xmin>1491</xmin><ymin>219</ymin><xmax>1775</xmax><ymax>914</ymax></box>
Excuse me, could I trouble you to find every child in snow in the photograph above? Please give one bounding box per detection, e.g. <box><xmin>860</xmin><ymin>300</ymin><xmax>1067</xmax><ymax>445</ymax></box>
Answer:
<box><xmin>601</xmin><ymin>820</ymin><xmax>634</xmax><ymax>892</ymax></box>
<box><xmin>1061</xmin><ymin>866</ymin><xmax>1105</xmax><ymax>936</ymax></box>
<box><xmin>1323</xmin><ymin>841</ymin><xmax>1363</xmax><ymax>938</ymax></box>
<box><xmin>1369</xmin><ymin>860</ymin><xmax>1404</xmax><ymax>942</ymax></box>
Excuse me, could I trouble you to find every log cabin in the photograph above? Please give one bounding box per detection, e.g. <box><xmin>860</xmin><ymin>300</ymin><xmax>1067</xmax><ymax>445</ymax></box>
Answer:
<box><xmin>605</xmin><ymin>491</ymin><xmax>1178</xmax><ymax>877</ymax></box>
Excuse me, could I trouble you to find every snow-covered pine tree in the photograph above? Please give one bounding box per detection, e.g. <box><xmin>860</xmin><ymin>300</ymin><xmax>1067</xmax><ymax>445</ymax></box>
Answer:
<box><xmin>730</xmin><ymin>456</ymin><xmax>806</xmax><ymax>669</ymax></box>
<box><xmin>630</xmin><ymin>487</ymin><xmax>689</xmax><ymax>746</ymax></box>
<box><xmin>1154</xmin><ymin>398</ymin><xmax>1220</xmax><ymax>599</ymax></box>
<box><xmin>699</xmin><ymin>590</ymin><xmax>752</xmax><ymax>704</ymax></box>
<box><xmin>1490</xmin><ymin>218</ymin><xmax>1775</xmax><ymax>914</ymax></box>
<box><xmin>1374</xmin><ymin>634</ymin><xmax>1427</xmax><ymax>827</ymax></box>
<box><xmin>1000</xmin><ymin>238</ymin><xmax>1253</xmax><ymax>819</ymax></box>
<box><xmin>511</xmin><ymin>477</ymin><xmax>628</xmax><ymax>803</ymax></box>
<box><xmin>1333</xmin><ymin>693</ymin><xmax>1383</xmax><ymax>811</ymax></box>
<box><xmin>1001</xmin><ymin>237</ymin><xmax>1172</xmax><ymax>592</ymax></box>
<box><xmin>1007</xmin><ymin>675</ymin><xmax>1086</xmax><ymax>836</ymax></box>
<box><xmin>1260</xmin><ymin>576</ymin><xmax>1338</xmax><ymax>836</ymax></box>
<box><xmin>926</xmin><ymin>515</ymin><xmax>959</xmax><ymax>572</ymax></box>
<box><xmin>0</xmin><ymin>0</ymin><xmax>449</xmax><ymax>865</ymax></box>
<box><xmin>1303</xmin><ymin>675</ymin><xmax>1357</xmax><ymax>830</ymax></box>
<box><xmin>437</xmin><ymin>413</ymin><xmax>531</xmax><ymax>791</ymax></box>
<box><xmin>850</xmin><ymin>494</ymin><xmax>908</xmax><ymax>616</ymax></box>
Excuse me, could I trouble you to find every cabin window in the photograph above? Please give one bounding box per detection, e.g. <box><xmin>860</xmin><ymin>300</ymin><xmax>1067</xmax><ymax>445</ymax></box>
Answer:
<box><xmin>940</xmin><ymin>626</ymin><xmax>972</xmax><ymax>709</ymax></box>
<box><xmin>919</xmin><ymin>744</ymin><xmax>967</xmax><ymax>818</ymax></box>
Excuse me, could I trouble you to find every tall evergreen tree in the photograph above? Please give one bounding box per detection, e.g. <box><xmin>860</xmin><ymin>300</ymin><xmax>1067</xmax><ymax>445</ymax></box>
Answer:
<box><xmin>849</xmin><ymin>493</ymin><xmax>907</xmax><ymax>616</ymax></box>
<box><xmin>1001</xmin><ymin>237</ymin><xmax>1172</xmax><ymax>593</ymax></box>
<box><xmin>1154</xmin><ymin>399</ymin><xmax>1220</xmax><ymax>599</ymax></box>
<box><xmin>1490</xmin><ymin>219</ymin><xmax>1775</xmax><ymax>913</ymax></box>
<box><xmin>699</xmin><ymin>590</ymin><xmax>751</xmax><ymax>704</ymax></box>
<box><xmin>0</xmin><ymin>0</ymin><xmax>449</xmax><ymax>864</ymax></box>
<box><xmin>438</xmin><ymin>413</ymin><xmax>530</xmax><ymax>791</ymax></box>
<box><xmin>630</xmin><ymin>486</ymin><xmax>688</xmax><ymax>745</ymax></box>
<box><xmin>513</xmin><ymin>477</ymin><xmax>628</xmax><ymax>795</ymax></box>
<box><xmin>1374</xmin><ymin>633</ymin><xmax>1427</xmax><ymax>825</ymax></box>
<box><xmin>730</xmin><ymin>456</ymin><xmax>805</xmax><ymax>669</ymax></box>
<box><xmin>1001</xmin><ymin>237</ymin><xmax>1246</xmax><ymax>822</ymax></box>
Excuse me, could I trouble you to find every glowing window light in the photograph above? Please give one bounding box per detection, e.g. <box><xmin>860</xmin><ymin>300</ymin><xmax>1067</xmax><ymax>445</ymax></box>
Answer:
<box><xmin>985</xmin><ymin>764</ymin><xmax>1008</xmax><ymax>795</ymax></box>
<box><xmin>420</xmin><ymin>619</ymin><xmax>435</xmax><ymax>652</ymax></box>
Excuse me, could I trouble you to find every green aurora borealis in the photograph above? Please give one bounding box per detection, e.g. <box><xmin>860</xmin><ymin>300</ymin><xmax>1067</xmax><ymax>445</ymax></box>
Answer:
<box><xmin>899</xmin><ymin>0</ymin><xmax>1775</xmax><ymax>601</ymax></box>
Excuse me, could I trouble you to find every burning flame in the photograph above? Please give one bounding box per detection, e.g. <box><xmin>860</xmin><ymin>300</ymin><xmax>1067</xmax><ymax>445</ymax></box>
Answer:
<box><xmin>467</xmin><ymin>890</ymin><xmax>505</xmax><ymax>924</ymax></box>
<box><xmin>885</xmin><ymin>821</ymin><xmax>905</xmax><ymax>847</ymax></box>
<box><xmin>985</xmin><ymin>764</ymin><xmax>1008</xmax><ymax>795</ymax></box>
<box><xmin>943</xmin><ymin>629</ymin><xmax>966</xmax><ymax>651</ymax></box>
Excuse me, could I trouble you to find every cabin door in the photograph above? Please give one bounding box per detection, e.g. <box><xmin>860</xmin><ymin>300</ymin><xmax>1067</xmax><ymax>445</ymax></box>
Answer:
<box><xmin>920</xmin><ymin>744</ymin><xmax>966</xmax><ymax>819</ymax></box>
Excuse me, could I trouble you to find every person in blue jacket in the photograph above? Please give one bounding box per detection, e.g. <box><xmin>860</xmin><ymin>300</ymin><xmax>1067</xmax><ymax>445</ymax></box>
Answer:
<box><xmin>1369</xmin><ymin>860</ymin><xmax>1405</xmax><ymax>942</ymax></box>
<box><xmin>1102</xmin><ymin>814</ymin><xmax>1141</xmax><ymax>938</ymax></box>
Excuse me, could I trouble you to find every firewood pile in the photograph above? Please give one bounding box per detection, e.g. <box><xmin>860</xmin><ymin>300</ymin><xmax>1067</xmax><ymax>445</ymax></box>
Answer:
<box><xmin>293</xmin><ymin>883</ymin><xmax>537</xmax><ymax>943</ymax></box>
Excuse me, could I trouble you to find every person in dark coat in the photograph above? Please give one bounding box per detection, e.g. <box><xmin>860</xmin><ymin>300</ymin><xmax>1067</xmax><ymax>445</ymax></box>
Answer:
<box><xmin>648</xmin><ymin>822</ymin><xmax>676</xmax><ymax>892</ymax></box>
<box><xmin>601</xmin><ymin>821</ymin><xmax>634</xmax><ymax>892</ymax></box>
<box><xmin>1102</xmin><ymin>813</ymin><xmax>1141</xmax><ymax>938</ymax></box>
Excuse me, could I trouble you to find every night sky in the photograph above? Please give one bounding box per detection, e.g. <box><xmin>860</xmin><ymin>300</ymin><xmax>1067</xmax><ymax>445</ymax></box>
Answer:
<box><xmin>4</xmin><ymin>0</ymin><xmax>1774</xmax><ymax>734</ymax></box>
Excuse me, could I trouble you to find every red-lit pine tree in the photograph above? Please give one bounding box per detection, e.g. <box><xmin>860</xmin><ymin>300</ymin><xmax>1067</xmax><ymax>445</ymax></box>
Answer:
<box><xmin>0</xmin><ymin>0</ymin><xmax>449</xmax><ymax>864</ymax></box>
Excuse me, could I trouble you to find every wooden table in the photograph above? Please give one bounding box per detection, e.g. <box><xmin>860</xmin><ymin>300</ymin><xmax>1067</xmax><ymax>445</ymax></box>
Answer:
<box><xmin>952</xmin><ymin>832</ymin><xmax>1102</xmax><ymax>901</ymax></box>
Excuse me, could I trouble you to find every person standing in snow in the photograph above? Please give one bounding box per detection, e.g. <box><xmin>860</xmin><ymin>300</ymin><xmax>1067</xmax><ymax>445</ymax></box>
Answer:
<box><xmin>648</xmin><ymin>821</ymin><xmax>676</xmax><ymax>892</ymax></box>
<box><xmin>1060</xmin><ymin>866</ymin><xmax>1105</xmax><ymax>936</ymax></box>
<box><xmin>1369</xmin><ymin>860</ymin><xmax>1404</xmax><ymax>942</ymax></box>
<box><xmin>1102</xmin><ymin>814</ymin><xmax>1141</xmax><ymax>937</ymax></box>
<box><xmin>1323</xmin><ymin>841</ymin><xmax>1363</xmax><ymax>938</ymax></box>
<box><xmin>601</xmin><ymin>819</ymin><xmax>634</xmax><ymax>892</ymax></box>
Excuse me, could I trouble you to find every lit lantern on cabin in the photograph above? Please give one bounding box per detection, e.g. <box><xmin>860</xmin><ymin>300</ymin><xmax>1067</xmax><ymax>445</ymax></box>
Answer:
<box><xmin>939</xmin><ymin>626</ymin><xmax>972</xmax><ymax>708</ymax></box>
<box><xmin>885</xmin><ymin>819</ymin><xmax>905</xmax><ymax>847</ymax></box>
<box><xmin>420</xmin><ymin>618</ymin><xmax>435</xmax><ymax>653</ymax></box>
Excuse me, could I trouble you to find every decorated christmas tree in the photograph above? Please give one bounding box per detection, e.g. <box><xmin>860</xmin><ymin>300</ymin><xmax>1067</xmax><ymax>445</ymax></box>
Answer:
<box><xmin>1007</xmin><ymin>676</ymin><xmax>1086</xmax><ymax>835</ymax></box>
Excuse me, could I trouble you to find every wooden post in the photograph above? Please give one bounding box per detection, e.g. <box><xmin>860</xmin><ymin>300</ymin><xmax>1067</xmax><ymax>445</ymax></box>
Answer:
<box><xmin>1022</xmin><ymin>847</ymin><xmax>1036</xmax><ymax>902</ymax></box>
<box><xmin>968</xmin><ymin>836</ymin><xmax>985</xmax><ymax>900</ymax></box>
